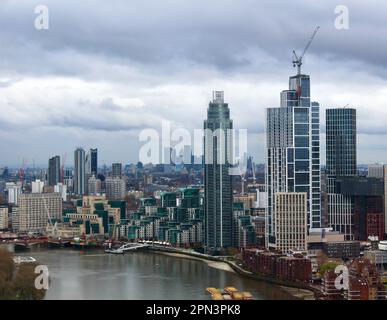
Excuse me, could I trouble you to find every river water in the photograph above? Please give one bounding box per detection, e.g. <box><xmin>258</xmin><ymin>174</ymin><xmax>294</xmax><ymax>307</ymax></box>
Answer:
<box><xmin>14</xmin><ymin>248</ymin><xmax>294</xmax><ymax>300</ymax></box>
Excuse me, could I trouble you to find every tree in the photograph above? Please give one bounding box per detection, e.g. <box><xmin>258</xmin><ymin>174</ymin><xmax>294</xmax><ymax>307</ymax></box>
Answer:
<box><xmin>13</xmin><ymin>263</ymin><xmax>46</xmax><ymax>300</ymax></box>
<box><xmin>320</xmin><ymin>261</ymin><xmax>339</xmax><ymax>276</ymax></box>
<box><xmin>0</xmin><ymin>249</ymin><xmax>47</xmax><ymax>300</ymax></box>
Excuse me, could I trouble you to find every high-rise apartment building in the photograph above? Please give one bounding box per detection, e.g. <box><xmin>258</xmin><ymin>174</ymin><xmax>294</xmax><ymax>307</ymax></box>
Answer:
<box><xmin>88</xmin><ymin>175</ymin><xmax>102</xmax><ymax>196</ymax></box>
<box><xmin>0</xmin><ymin>206</ymin><xmax>8</xmax><ymax>230</ymax></box>
<box><xmin>367</xmin><ymin>164</ymin><xmax>387</xmax><ymax>235</ymax></box>
<box><xmin>112</xmin><ymin>163</ymin><xmax>122</xmax><ymax>178</ymax></box>
<box><xmin>105</xmin><ymin>177</ymin><xmax>126</xmax><ymax>200</ymax></box>
<box><xmin>204</xmin><ymin>91</ymin><xmax>233</xmax><ymax>252</ymax></box>
<box><xmin>17</xmin><ymin>193</ymin><xmax>62</xmax><ymax>233</ymax></box>
<box><xmin>326</xmin><ymin>108</ymin><xmax>357</xmax><ymax>240</ymax></box>
<box><xmin>274</xmin><ymin>192</ymin><xmax>308</xmax><ymax>253</ymax></box>
<box><xmin>32</xmin><ymin>179</ymin><xmax>45</xmax><ymax>193</ymax></box>
<box><xmin>48</xmin><ymin>155</ymin><xmax>61</xmax><ymax>186</ymax></box>
<box><xmin>6</xmin><ymin>182</ymin><xmax>22</xmax><ymax>205</ymax></box>
<box><xmin>74</xmin><ymin>148</ymin><xmax>86</xmax><ymax>195</ymax></box>
<box><xmin>266</xmin><ymin>72</ymin><xmax>321</xmax><ymax>250</ymax></box>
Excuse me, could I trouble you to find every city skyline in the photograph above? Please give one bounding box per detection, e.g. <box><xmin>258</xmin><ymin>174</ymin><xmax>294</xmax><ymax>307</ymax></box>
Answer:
<box><xmin>1</xmin><ymin>1</ymin><xmax>387</xmax><ymax>165</ymax></box>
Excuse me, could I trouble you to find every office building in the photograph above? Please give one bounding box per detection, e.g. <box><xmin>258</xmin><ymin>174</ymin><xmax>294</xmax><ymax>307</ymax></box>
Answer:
<box><xmin>336</xmin><ymin>176</ymin><xmax>384</xmax><ymax>241</ymax></box>
<box><xmin>0</xmin><ymin>206</ymin><xmax>8</xmax><ymax>230</ymax></box>
<box><xmin>368</xmin><ymin>164</ymin><xmax>384</xmax><ymax>179</ymax></box>
<box><xmin>32</xmin><ymin>179</ymin><xmax>45</xmax><ymax>194</ymax></box>
<box><xmin>48</xmin><ymin>155</ymin><xmax>61</xmax><ymax>186</ymax></box>
<box><xmin>90</xmin><ymin>148</ymin><xmax>98</xmax><ymax>175</ymax></box>
<box><xmin>88</xmin><ymin>175</ymin><xmax>102</xmax><ymax>196</ymax></box>
<box><xmin>326</xmin><ymin>108</ymin><xmax>357</xmax><ymax>240</ymax></box>
<box><xmin>204</xmin><ymin>91</ymin><xmax>233</xmax><ymax>252</ymax></box>
<box><xmin>6</xmin><ymin>183</ymin><xmax>22</xmax><ymax>205</ymax></box>
<box><xmin>266</xmin><ymin>72</ymin><xmax>321</xmax><ymax>250</ymax></box>
<box><xmin>112</xmin><ymin>163</ymin><xmax>122</xmax><ymax>178</ymax></box>
<box><xmin>368</xmin><ymin>164</ymin><xmax>387</xmax><ymax>235</ymax></box>
<box><xmin>105</xmin><ymin>177</ymin><xmax>126</xmax><ymax>200</ymax></box>
<box><xmin>18</xmin><ymin>193</ymin><xmax>62</xmax><ymax>233</ymax></box>
<box><xmin>74</xmin><ymin>148</ymin><xmax>86</xmax><ymax>195</ymax></box>
<box><xmin>54</xmin><ymin>183</ymin><xmax>67</xmax><ymax>202</ymax></box>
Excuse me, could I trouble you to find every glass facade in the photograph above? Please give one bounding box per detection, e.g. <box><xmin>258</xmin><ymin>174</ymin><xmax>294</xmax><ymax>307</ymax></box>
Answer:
<box><xmin>326</xmin><ymin>108</ymin><xmax>357</xmax><ymax>193</ymax></box>
<box><xmin>326</xmin><ymin>108</ymin><xmax>357</xmax><ymax>240</ymax></box>
<box><xmin>204</xmin><ymin>91</ymin><xmax>233</xmax><ymax>252</ymax></box>
<box><xmin>266</xmin><ymin>74</ymin><xmax>321</xmax><ymax>247</ymax></box>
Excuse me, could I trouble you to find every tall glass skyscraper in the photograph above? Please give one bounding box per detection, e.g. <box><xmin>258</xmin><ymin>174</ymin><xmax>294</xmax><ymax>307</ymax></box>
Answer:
<box><xmin>326</xmin><ymin>108</ymin><xmax>357</xmax><ymax>240</ymax></box>
<box><xmin>90</xmin><ymin>148</ymin><xmax>98</xmax><ymax>176</ymax></box>
<box><xmin>204</xmin><ymin>91</ymin><xmax>233</xmax><ymax>252</ymax></box>
<box><xmin>74</xmin><ymin>148</ymin><xmax>86</xmax><ymax>195</ymax></box>
<box><xmin>48</xmin><ymin>155</ymin><xmax>61</xmax><ymax>186</ymax></box>
<box><xmin>266</xmin><ymin>73</ymin><xmax>321</xmax><ymax>248</ymax></box>
<box><xmin>326</xmin><ymin>108</ymin><xmax>357</xmax><ymax>192</ymax></box>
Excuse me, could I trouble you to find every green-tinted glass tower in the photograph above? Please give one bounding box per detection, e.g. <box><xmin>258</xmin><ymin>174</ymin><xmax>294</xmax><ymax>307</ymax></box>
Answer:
<box><xmin>204</xmin><ymin>91</ymin><xmax>233</xmax><ymax>252</ymax></box>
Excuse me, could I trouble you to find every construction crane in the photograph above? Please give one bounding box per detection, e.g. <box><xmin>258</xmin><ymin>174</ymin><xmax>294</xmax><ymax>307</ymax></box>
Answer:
<box><xmin>42</xmin><ymin>194</ymin><xmax>59</xmax><ymax>239</ymax></box>
<box><xmin>292</xmin><ymin>26</ymin><xmax>320</xmax><ymax>76</ymax></box>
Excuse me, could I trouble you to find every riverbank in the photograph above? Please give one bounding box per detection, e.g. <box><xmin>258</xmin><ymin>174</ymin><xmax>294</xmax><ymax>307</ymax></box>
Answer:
<box><xmin>151</xmin><ymin>251</ymin><xmax>235</xmax><ymax>273</ymax></box>
<box><xmin>146</xmin><ymin>246</ymin><xmax>316</xmax><ymax>300</ymax></box>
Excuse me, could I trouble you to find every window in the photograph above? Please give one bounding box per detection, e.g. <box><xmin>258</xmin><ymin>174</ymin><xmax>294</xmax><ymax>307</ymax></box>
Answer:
<box><xmin>287</xmin><ymin>148</ymin><xmax>294</xmax><ymax>162</ymax></box>
<box><xmin>295</xmin><ymin>161</ymin><xmax>309</xmax><ymax>172</ymax></box>
<box><xmin>295</xmin><ymin>124</ymin><xmax>309</xmax><ymax>135</ymax></box>
<box><xmin>295</xmin><ymin>148</ymin><xmax>309</xmax><ymax>159</ymax></box>
<box><xmin>295</xmin><ymin>136</ymin><xmax>309</xmax><ymax>147</ymax></box>
<box><xmin>295</xmin><ymin>186</ymin><xmax>309</xmax><ymax>192</ymax></box>
<box><xmin>287</xmin><ymin>164</ymin><xmax>294</xmax><ymax>177</ymax></box>
<box><xmin>295</xmin><ymin>173</ymin><xmax>309</xmax><ymax>185</ymax></box>
<box><xmin>294</xmin><ymin>108</ymin><xmax>308</xmax><ymax>123</ymax></box>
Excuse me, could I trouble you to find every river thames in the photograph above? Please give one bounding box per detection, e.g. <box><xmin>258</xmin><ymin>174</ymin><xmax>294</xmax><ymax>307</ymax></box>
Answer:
<box><xmin>15</xmin><ymin>249</ymin><xmax>294</xmax><ymax>300</ymax></box>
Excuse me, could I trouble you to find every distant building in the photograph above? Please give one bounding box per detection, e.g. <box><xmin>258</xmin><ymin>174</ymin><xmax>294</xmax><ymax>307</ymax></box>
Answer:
<box><xmin>64</xmin><ymin>195</ymin><xmax>124</xmax><ymax>236</ymax></box>
<box><xmin>32</xmin><ymin>179</ymin><xmax>45</xmax><ymax>194</ymax></box>
<box><xmin>54</xmin><ymin>183</ymin><xmax>67</xmax><ymax>202</ymax></box>
<box><xmin>367</xmin><ymin>164</ymin><xmax>387</xmax><ymax>236</ymax></box>
<box><xmin>64</xmin><ymin>169</ymin><xmax>73</xmax><ymax>192</ymax></box>
<box><xmin>17</xmin><ymin>193</ymin><xmax>62</xmax><ymax>233</ymax></box>
<box><xmin>112</xmin><ymin>163</ymin><xmax>122</xmax><ymax>178</ymax></box>
<box><xmin>88</xmin><ymin>175</ymin><xmax>101</xmax><ymax>196</ymax></box>
<box><xmin>74</xmin><ymin>148</ymin><xmax>86</xmax><ymax>195</ymax></box>
<box><xmin>368</xmin><ymin>164</ymin><xmax>384</xmax><ymax>179</ymax></box>
<box><xmin>0</xmin><ymin>206</ymin><xmax>8</xmax><ymax>230</ymax></box>
<box><xmin>90</xmin><ymin>148</ymin><xmax>98</xmax><ymax>176</ymax></box>
<box><xmin>48</xmin><ymin>155</ymin><xmax>61</xmax><ymax>186</ymax></box>
<box><xmin>6</xmin><ymin>183</ymin><xmax>22</xmax><ymax>205</ymax></box>
<box><xmin>232</xmin><ymin>202</ymin><xmax>256</xmax><ymax>248</ymax></box>
<box><xmin>105</xmin><ymin>177</ymin><xmax>126</xmax><ymax>200</ymax></box>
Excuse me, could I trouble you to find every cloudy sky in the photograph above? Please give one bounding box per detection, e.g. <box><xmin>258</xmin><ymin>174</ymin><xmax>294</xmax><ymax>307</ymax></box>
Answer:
<box><xmin>0</xmin><ymin>0</ymin><xmax>386</xmax><ymax>167</ymax></box>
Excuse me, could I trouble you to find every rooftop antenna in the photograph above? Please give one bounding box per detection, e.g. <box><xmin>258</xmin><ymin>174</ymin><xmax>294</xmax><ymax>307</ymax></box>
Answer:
<box><xmin>292</xmin><ymin>26</ymin><xmax>320</xmax><ymax>76</ymax></box>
